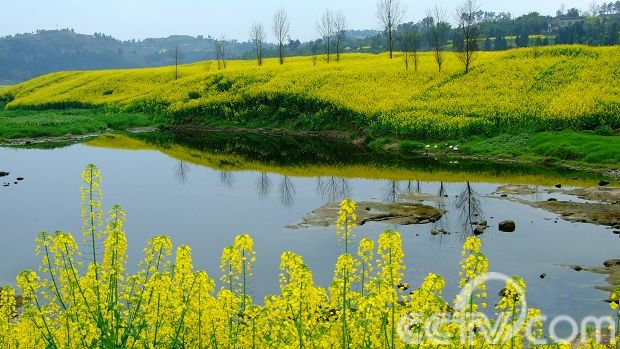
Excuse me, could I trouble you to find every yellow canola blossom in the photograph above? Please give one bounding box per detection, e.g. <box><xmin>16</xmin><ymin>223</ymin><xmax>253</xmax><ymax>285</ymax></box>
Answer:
<box><xmin>2</xmin><ymin>45</ymin><xmax>619</xmax><ymax>138</ymax></box>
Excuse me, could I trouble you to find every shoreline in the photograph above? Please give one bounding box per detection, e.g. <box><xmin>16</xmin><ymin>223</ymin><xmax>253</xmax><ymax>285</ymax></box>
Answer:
<box><xmin>1</xmin><ymin>122</ymin><xmax>618</xmax><ymax>180</ymax></box>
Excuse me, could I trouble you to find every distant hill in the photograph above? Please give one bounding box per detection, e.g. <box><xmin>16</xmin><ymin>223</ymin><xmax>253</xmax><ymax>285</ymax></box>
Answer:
<box><xmin>0</xmin><ymin>30</ymin><xmax>262</xmax><ymax>83</ymax></box>
<box><xmin>0</xmin><ymin>29</ymin><xmax>382</xmax><ymax>84</ymax></box>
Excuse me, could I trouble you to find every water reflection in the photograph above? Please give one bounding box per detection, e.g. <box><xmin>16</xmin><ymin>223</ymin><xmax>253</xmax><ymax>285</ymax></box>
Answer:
<box><xmin>86</xmin><ymin>131</ymin><xmax>602</xmax><ymax>189</ymax></box>
<box><xmin>316</xmin><ymin>177</ymin><xmax>351</xmax><ymax>202</ymax></box>
<box><xmin>456</xmin><ymin>181</ymin><xmax>484</xmax><ymax>234</ymax></box>
<box><xmin>433</xmin><ymin>181</ymin><xmax>448</xmax><ymax>229</ymax></box>
<box><xmin>405</xmin><ymin>180</ymin><xmax>421</xmax><ymax>194</ymax></box>
<box><xmin>383</xmin><ymin>180</ymin><xmax>400</xmax><ymax>203</ymax></box>
<box><xmin>175</xmin><ymin>161</ymin><xmax>189</xmax><ymax>184</ymax></box>
<box><xmin>219</xmin><ymin>171</ymin><xmax>234</xmax><ymax>189</ymax></box>
<box><xmin>256</xmin><ymin>172</ymin><xmax>272</xmax><ymax>198</ymax></box>
<box><xmin>279</xmin><ymin>176</ymin><xmax>296</xmax><ymax>207</ymax></box>
<box><xmin>2</xmin><ymin>131</ymin><xmax>616</xmax><ymax>324</ymax></box>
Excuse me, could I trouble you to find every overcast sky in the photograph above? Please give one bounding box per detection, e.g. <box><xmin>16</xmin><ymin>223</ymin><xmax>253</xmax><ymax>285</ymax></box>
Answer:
<box><xmin>1</xmin><ymin>0</ymin><xmax>593</xmax><ymax>42</ymax></box>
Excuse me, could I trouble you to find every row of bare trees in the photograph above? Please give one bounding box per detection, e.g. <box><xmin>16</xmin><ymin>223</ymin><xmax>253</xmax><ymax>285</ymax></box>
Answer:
<box><xmin>249</xmin><ymin>8</ymin><xmax>290</xmax><ymax>66</ymax></box>
<box><xmin>316</xmin><ymin>9</ymin><xmax>347</xmax><ymax>62</ymax></box>
<box><xmin>250</xmin><ymin>8</ymin><xmax>348</xmax><ymax>67</ymax></box>
<box><xmin>177</xmin><ymin>0</ymin><xmax>480</xmax><ymax>74</ymax></box>
<box><xmin>377</xmin><ymin>0</ymin><xmax>482</xmax><ymax>73</ymax></box>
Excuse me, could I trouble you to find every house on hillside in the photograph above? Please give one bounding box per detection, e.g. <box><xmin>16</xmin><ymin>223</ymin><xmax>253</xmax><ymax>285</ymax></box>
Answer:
<box><xmin>549</xmin><ymin>17</ymin><xmax>586</xmax><ymax>31</ymax></box>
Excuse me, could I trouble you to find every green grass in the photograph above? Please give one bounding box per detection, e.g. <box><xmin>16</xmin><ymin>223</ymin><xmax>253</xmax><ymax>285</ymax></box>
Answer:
<box><xmin>429</xmin><ymin>130</ymin><xmax>620</xmax><ymax>167</ymax></box>
<box><xmin>0</xmin><ymin>109</ymin><xmax>163</xmax><ymax>141</ymax></box>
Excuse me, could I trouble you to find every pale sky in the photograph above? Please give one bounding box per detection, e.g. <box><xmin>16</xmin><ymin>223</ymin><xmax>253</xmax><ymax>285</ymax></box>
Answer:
<box><xmin>1</xmin><ymin>0</ymin><xmax>593</xmax><ymax>42</ymax></box>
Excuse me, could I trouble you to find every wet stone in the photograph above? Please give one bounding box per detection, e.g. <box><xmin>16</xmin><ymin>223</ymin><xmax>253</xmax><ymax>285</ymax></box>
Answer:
<box><xmin>499</xmin><ymin>220</ymin><xmax>516</xmax><ymax>232</ymax></box>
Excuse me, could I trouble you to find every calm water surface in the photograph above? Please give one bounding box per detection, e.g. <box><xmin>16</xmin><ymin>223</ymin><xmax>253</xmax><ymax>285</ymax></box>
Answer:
<box><xmin>0</xmin><ymin>132</ymin><xmax>617</xmax><ymax>326</ymax></box>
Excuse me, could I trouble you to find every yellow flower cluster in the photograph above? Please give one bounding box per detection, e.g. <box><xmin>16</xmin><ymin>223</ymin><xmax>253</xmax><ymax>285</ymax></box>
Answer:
<box><xmin>336</xmin><ymin>198</ymin><xmax>356</xmax><ymax>253</ymax></box>
<box><xmin>0</xmin><ymin>166</ymin><xmax>617</xmax><ymax>348</ymax></box>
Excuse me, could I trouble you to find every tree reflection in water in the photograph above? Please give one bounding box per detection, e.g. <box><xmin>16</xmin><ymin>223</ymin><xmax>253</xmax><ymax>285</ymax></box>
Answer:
<box><xmin>279</xmin><ymin>176</ymin><xmax>296</xmax><ymax>207</ymax></box>
<box><xmin>256</xmin><ymin>172</ymin><xmax>272</xmax><ymax>198</ymax></box>
<box><xmin>405</xmin><ymin>180</ymin><xmax>421</xmax><ymax>194</ymax></box>
<box><xmin>456</xmin><ymin>181</ymin><xmax>483</xmax><ymax>235</ymax></box>
<box><xmin>383</xmin><ymin>180</ymin><xmax>400</xmax><ymax>203</ymax></box>
<box><xmin>175</xmin><ymin>161</ymin><xmax>189</xmax><ymax>184</ymax></box>
<box><xmin>219</xmin><ymin>171</ymin><xmax>234</xmax><ymax>189</ymax></box>
<box><xmin>316</xmin><ymin>177</ymin><xmax>350</xmax><ymax>202</ymax></box>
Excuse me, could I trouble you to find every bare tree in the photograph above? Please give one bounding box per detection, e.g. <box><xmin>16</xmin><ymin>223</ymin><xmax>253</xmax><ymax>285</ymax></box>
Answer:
<box><xmin>589</xmin><ymin>1</ymin><xmax>600</xmax><ymax>16</ymax></box>
<box><xmin>454</xmin><ymin>0</ymin><xmax>481</xmax><ymax>73</ymax></box>
<box><xmin>171</xmin><ymin>45</ymin><xmax>181</xmax><ymax>79</ymax></box>
<box><xmin>402</xmin><ymin>26</ymin><xmax>420</xmax><ymax>71</ymax></box>
<box><xmin>427</xmin><ymin>4</ymin><xmax>449</xmax><ymax>72</ymax></box>
<box><xmin>273</xmin><ymin>7</ymin><xmax>290</xmax><ymax>65</ymax></box>
<box><xmin>215</xmin><ymin>36</ymin><xmax>228</xmax><ymax>70</ymax></box>
<box><xmin>334</xmin><ymin>11</ymin><xmax>347</xmax><ymax>62</ymax></box>
<box><xmin>250</xmin><ymin>22</ymin><xmax>266</xmax><ymax>66</ymax></box>
<box><xmin>316</xmin><ymin>9</ymin><xmax>335</xmax><ymax>62</ymax></box>
<box><xmin>376</xmin><ymin>0</ymin><xmax>405</xmax><ymax>59</ymax></box>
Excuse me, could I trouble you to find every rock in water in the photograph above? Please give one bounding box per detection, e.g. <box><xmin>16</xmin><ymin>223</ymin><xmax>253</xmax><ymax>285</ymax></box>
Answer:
<box><xmin>287</xmin><ymin>201</ymin><xmax>444</xmax><ymax>229</ymax></box>
<box><xmin>0</xmin><ymin>172</ymin><xmax>8</xmax><ymax>177</ymax></box>
<box><xmin>499</xmin><ymin>220</ymin><xmax>516</xmax><ymax>232</ymax></box>
<box><xmin>473</xmin><ymin>226</ymin><xmax>485</xmax><ymax>236</ymax></box>
<box><xmin>431</xmin><ymin>229</ymin><xmax>449</xmax><ymax>236</ymax></box>
<box><xmin>599</xmin><ymin>180</ymin><xmax>610</xmax><ymax>187</ymax></box>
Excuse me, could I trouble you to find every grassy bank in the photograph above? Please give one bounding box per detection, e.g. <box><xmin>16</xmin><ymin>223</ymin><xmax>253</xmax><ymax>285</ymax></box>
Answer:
<box><xmin>0</xmin><ymin>109</ymin><xmax>162</xmax><ymax>141</ymax></box>
<box><xmin>389</xmin><ymin>130</ymin><xmax>620</xmax><ymax>170</ymax></box>
<box><xmin>1</xmin><ymin>45</ymin><xmax>619</xmax><ymax>139</ymax></box>
<box><xmin>0</xmin><ymin>109</ymin><xmax>618</xmax><ymax>175</ymax></box>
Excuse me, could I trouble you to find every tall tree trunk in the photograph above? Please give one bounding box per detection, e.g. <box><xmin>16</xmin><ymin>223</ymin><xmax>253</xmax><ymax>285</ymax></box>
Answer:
<box><xmin>388</xmin><ymin>29</ymin><xmax>393</xmax><ymax>59</ymax></box>
<box><xmin>327</xmin><ymin>37</ymin><xmax>331</xmax><ymax>63</ymax></box>
<box><xmin>336</xmin><ymin>39</ymin><xmax>340</xmax><ymax>62</ymax></box>
<box><xmin>279</xmin><ymin>43</ymin><xmax>283</xmax><ymax>65</ymax></box>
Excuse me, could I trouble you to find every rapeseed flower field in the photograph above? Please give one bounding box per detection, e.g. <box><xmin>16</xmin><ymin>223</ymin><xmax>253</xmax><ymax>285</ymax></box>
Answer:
<box><xmin>1</xmin><ymin>45</ymin><xmax>619</xmax><ymax>139</ymax></box>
